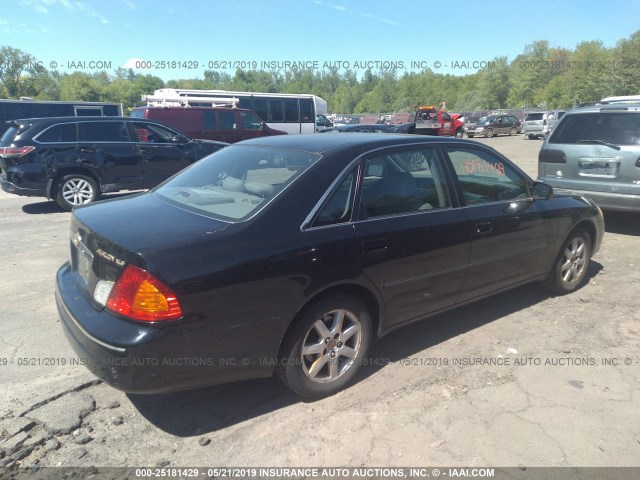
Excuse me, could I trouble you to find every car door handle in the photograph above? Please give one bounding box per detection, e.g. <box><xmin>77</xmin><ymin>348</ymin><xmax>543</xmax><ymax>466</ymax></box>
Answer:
<box><xmin>362</xmin><ymin>239</ymin><xmax>388</xmax><ymax>254</ymax></box>
<box><xmin>474</xmin><ymin>222</ymin><xmax>494</xmax><ymax>235</ymax></box>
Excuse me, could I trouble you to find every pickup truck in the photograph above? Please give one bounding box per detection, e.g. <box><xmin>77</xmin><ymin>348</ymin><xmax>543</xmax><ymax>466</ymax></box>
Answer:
<box><xmin>413</xmin><ymin>105</ymin><xmax>465</xmax><ymax>138</ymax></box>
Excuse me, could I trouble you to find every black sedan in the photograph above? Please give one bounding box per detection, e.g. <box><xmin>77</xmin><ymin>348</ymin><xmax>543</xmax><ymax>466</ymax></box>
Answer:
<box><xmin>56</xmin><ymin>134</ymin><xmax>604</xmax><ymax>399</ymax></box>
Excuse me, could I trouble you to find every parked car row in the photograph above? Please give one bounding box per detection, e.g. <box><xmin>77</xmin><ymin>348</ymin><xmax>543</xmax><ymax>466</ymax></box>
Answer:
<box><xmin>522</xmin><ymin>110</ymin><xmax>566</xmax><ymax>139</ymax></box>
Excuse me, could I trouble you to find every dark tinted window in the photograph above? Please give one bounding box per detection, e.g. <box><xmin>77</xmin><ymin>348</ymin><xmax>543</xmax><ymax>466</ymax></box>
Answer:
<box><xmin>239</xmin><ymin>111</ymin><xmax>262</xmax><ymax>130</ymax></box>
<box><xmin>203</xmin><ymin>111</ymin><xmax>217</xmax><ymax>130</ymax></box>
<box><xmin>300</xmin><ymin>99</ymin><xmax>314</xmax><ymax>123</ymax></box>
<box><xmin>314</xmin><ymin>172</ymin><xmax>356</xmax><ymax>227</ymax></box>
<box><xmin>74</xmin><ymin>107</ymin><xmax>103</xmax><ymax>116</ymax></box>
<box><xmin>237</xmin><ymin>97</ymin><xmax>252</xmax><ymax>110</ymax></box>
<box><xmin>253</xmin><ymin>99</ymin><xmax>268</xmax><ymax>121</ymax></box>
<box><xmin>362</xmin><ymin>148</ymin><xmax>450</xmax><ymax>217</ymax></box>
<box><xmin>269</xmin><ymin>100</ymin><xmax>284</xmax><ymax>122</ymax></box>
<box><xmin>550</xmin><ymin>112</ymin><xmax>640</xmax><ymax>146</ymax></box>
<box><xmin>78</xmin><ymin>121</ymin><xmax>129</xmax><ymax>142</ymax></box>
<box><xmin>446</xmin><ymin>147</ymin><xmax>528</xmax><ymax>204</ymax></box>
<box><xmin>525</xmin><ymin>113</ymin><xmax>544</xmax><ymax>121</ymax></box>
<box><xmin>132</xmin><ymin>122</ymin><xmax>180</xmax><ymax>143</ymax></box>
<box><xmin>284</xmin><ymin>99</ymin><xmax>299</xmax><ymax>123</ymax></box>
<box><xmin>219</xmin><ymin>111</ymin><xmax>237</xmax><ymax>130</ymax></box>
<box><xmin>0</xmin><ymin>126</ymin><xmax>20</xmax><ymax>146</ymax></box>
<box><xmin>36</xmin><ymin>123</ymin><xmax>78</xmax><ymax>143</ymax></box>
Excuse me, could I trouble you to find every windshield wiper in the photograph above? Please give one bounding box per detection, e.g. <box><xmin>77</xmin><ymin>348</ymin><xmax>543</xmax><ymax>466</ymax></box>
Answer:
<box><xmin>576</xmin><ymin>139</ymin><xmax>621</xmax><ymax>151</ymax></box>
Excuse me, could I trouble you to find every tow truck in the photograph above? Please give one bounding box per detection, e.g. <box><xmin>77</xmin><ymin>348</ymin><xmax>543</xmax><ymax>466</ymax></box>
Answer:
<box><xmin>413</xmin><ymin>103</ymin><xmax>465</xmax><ymax>138</ymax></box>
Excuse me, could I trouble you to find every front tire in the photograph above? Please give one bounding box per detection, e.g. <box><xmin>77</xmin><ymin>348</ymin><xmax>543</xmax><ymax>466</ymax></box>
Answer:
<box><xmin>485</xmin><ymin>128</ymin><xmax>494</xmax><ymax>138</ymax></box>
<box><xmin>455</xmin><ymin>128</ymin><xmax>464</xmax><ymax>138</ymax></box>
<box><xmin>544</xmin><ymin>229</ymin><xmax>592</xmax><ymax>294</ymax></box>
<box><xmin>276</xmin><ymin>294</ymin><xmax>372</xmax><ymax>399</ymax></box>
<box><xmin>55</xmin><ymin>174</ymin><xmax>99</xmax><ymax>211</ymax></box>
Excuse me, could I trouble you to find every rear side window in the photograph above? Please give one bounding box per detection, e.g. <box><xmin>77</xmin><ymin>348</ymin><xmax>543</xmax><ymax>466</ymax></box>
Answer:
<box><xmin>525</xmin><ymin>113</ymin><xmax>544</xmax><ymax>121</ymax></box>
<box><xmin>78</xmin><ymin>121</ymin><xmax>130</xmax><ymax>142</ymax></box>
<box><xmin>550</xmin><ymin>112</ymin><xmax>640</xmax><ymax>146</ymax></box>
<box><xmin>203</xmin><ymin>111</ymin><xmax>218</xmax><ymax>130</ymax></box>
<box><xmin>36</xmin><ymin>123</ymin><xmax>78</xmax><ymax>143</ymax></box>
<box><xmin>0</xmin><ymin>126</ymin><xmax>21</xmax><ymax>146</ymax></box>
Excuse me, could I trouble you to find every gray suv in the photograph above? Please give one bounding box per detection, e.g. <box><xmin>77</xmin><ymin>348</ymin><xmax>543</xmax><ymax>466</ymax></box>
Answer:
<box><xmin>522</xmin><ymin>110</ymin><xmax>566</xmax><ymax>139</ymax></box>
<box><xmin>537</xmin><ymin>104</ymin><xmax>640</xmax><ymax>212</ymax></box>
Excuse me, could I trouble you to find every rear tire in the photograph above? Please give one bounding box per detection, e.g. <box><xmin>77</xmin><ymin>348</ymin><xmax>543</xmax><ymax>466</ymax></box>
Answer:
<box><xmin>276</xmin><ymin>294</ymin><xmax>372</xmax><ymax>399</ymax></box>
<box><xmin>55</xmin><ymin>174</ymin><xmax>99</xmax><ymax>211</ymax></box>
<box><xmin>509</xmin><ymin>127</ymin><xmax>517</xmax><ymax>136</ymax></box>
<box><xmin>544</xmin><ymin>229</ymin><xmax>592</xmax><ymax>294</ymax></box>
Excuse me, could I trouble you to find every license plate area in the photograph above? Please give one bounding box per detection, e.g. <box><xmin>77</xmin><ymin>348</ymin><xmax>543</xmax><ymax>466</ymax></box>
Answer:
<box><xmin>579</xmin><ymin>159</ymin><xmax>618</xmax><ymax>178</ymax></box>
<box><xmin>75</xmin><ymin>241</ymin><xmax>94</xmax><ymax>288</ymax></box>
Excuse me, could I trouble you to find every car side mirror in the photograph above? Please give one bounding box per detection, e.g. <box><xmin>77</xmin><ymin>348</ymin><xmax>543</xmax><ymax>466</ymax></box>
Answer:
<box><xmin>532</xmin><ymin>181</ymin><xmax>553</xmax><ymax>200</ymax></box>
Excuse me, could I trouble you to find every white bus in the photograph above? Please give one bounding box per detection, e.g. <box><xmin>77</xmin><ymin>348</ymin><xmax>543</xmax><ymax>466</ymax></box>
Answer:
<box><xmin>143</xmin><ymin>88</ymin><xmax>328</xmax><ymax>134</ymax></box>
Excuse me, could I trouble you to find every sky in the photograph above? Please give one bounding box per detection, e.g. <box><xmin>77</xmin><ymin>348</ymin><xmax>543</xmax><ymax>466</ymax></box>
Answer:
<box><xmin>1</xmin><ymin>0</ymin><xmax>639</xmax><ymax>82</ymax></box>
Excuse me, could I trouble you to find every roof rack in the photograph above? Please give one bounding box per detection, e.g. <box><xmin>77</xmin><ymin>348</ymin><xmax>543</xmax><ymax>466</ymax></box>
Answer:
<box><xmin>142</xmin><ymin>91</ymin><xmax>238</xmax><ymax>108</ymax></box>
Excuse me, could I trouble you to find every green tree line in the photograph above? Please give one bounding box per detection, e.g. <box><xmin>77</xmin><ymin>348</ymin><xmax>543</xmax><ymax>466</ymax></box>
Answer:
<box><xmin>1</xmin><ymin>31</ymin><xmax>639</xmax><ymax>114</ymax></box>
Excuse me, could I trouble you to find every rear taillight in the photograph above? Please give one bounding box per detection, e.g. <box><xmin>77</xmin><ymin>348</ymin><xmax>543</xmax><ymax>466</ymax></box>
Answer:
<box><xmin>0</xmin><ymin>146</ymin><xmax>35</xmax><ymax>158</ymax></box>
<box><xmin>539</xmin><ymin>149</ymin><xmax>566</xmax><ymax>164</ymax></box>
<box><xmin>106</xmin><ymin>265</ymin><xmax>182</xmax><ymax>322</ymax></box>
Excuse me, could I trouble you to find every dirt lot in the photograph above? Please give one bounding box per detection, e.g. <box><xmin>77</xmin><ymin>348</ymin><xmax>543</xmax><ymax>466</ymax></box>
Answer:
<box><xmin>1</xmin><ymin>135</ymin><xmax>639</xmax><ymax>472</ymax></box>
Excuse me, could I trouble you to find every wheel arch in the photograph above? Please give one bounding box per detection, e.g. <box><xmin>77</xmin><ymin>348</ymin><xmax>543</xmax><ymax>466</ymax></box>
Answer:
<box><xmin>48</xmin><ymin>167</ymin><xmax>101</xmax><ymax>199</ymax></box>
<box><xmin>277</xmin><ymin>282</ymin><xmax>384</xmax><ymax>355</ymax></box>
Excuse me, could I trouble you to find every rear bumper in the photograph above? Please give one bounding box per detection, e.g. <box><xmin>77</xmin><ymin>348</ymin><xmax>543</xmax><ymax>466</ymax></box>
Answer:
<box><xmin>55</xmin><ymin>263</ymin><xmax>280</xmax><ymax>394</ymax></box>
<box><xmin>0</xmin><ymin>176</ymin><xmax>46</xmax><ymax>197</ymax></box>
<box><xmin>552</xmin><ymin>187</ymin><xmax>640</xmax><ymax>213</ymax></box>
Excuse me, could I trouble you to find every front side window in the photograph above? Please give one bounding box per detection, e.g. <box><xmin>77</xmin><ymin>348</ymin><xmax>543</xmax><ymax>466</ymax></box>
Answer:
<box><xmin>361</xmin><ymin>148</ymin><xmax>451</xmax><ymax>218</ymax></box>
<box><xmin>132</xmin><ymin>122</ymin><xmax>180</xmax><ymax>143</ymax></box>
<box><xmin>446</xmin><ymin>147</ymin><xmax>528</xmax><ymax>205</ymax></box>
<box><xmin>78</xmin><ymin>121</ymin><xmax>129</xmax><ymax>142</ymax></box>
<box><xmin>239</xmin><ymin>111</ymin><xmax>262</xmax><ymax>130</ymax></box>
<box><xmin>155</xmin><ymin>146</ymin><xmax>321</xmax><ymax>221</ymax></box>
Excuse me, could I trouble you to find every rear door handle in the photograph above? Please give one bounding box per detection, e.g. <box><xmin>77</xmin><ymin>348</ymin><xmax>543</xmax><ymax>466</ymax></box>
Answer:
<box><xmin>362</xmin><ymin>239</ymin><xmax>388</xmax><ymax>254</ymax></box>
<box><xmin>474</xmin><ymin>222</ymin><xmax>494</xmax><ymax>235</ymax></box>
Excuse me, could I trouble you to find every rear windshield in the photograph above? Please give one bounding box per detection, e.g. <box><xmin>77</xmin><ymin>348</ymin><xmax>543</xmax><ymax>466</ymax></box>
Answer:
<box><xmin>550</xmin><ymin>112</ymin><xmax>640</xmax><ymax>146</ymax></box>
<box><xmin>525</xmin><ymin>113</ymin><xmax>544</xmax><ymax>121</ymax></box>
<box><xmin>0</xmin><ymin>126</ymin><xmax>20</xmax><ymax>146</ymax></box>
<box><xmin>155</xmin><ymin>145</ymin><xmax>321</xmax><ymax>221</ymax></box>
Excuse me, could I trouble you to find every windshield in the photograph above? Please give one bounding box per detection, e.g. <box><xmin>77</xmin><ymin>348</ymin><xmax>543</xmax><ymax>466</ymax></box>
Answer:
<box><xmin>155</xmin><ymin>145</ymin><xmax>321</xmax><ymax>221</ymax></box>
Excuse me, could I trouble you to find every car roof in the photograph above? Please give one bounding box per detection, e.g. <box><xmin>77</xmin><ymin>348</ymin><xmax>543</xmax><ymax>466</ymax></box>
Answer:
<box><xmin>10</xmin><ymin>116</ymin><xmax>145</xmax><ymax>123</ymax></box>
<box><xmin>237</xmin><ymin>133</ymin><xmax>477</xmax><ymax>153</ymax></box>
<box><xmin>567</xmin><ymin>103</ymin><xmax>640</xmax><ymax>114</ymax></box>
